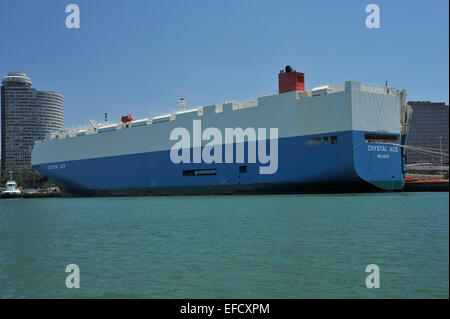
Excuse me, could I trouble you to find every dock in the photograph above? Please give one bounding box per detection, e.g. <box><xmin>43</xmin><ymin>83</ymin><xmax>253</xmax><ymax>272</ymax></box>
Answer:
<box><xmin>22</xmin><ymin>187</ymin><xmax>61</xmax><ymax>198</ymax></box>
<box><xmin>404</xmin><ymin>180</ymin><xmax>449</xmax><ymax>192</ymax></box>
<box><xmin>403</xmin><ymin>171</ymin><xmax>449</xmax><ymax>192</ymax></box>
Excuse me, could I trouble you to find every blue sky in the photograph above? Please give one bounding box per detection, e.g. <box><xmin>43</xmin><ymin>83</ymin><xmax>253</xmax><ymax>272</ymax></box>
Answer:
<box><xmin>0</xmin><ymin>0</ymin><xmax>448</xmax><ymax>128</ymax></box>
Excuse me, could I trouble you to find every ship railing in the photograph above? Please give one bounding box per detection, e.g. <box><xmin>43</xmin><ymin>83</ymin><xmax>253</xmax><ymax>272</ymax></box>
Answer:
<box><xmin>328</xmin><ymin>85</ymin><xmax>345</xmax><ymax>93</ymax></box>
<box><xmin>49</xmin><ymin>121</ymin><xmax>127</xmax><ymax>139</ymax></box>
<box><xmin>295</xmin><ymin>85</ymin><xmax>346</xmax><ymax>100</ymax></box>
<box><xmin>231</xmin><ymin>99</ymin><xmax>258</xmax><ymax>110</ymax></box>
<box><xmin>361</xmin><ymin>85</ymin><xmax>390</xmax><ymax>94</ymax></box>
<box><xmin>361</xmin><ymin>83</ymin><xmax>405</xmax><ymax>96</ymax></box>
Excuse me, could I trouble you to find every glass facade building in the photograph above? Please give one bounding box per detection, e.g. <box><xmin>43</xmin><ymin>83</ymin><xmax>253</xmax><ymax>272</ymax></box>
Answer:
<box><xmin>1</xmin><ymin>72</ymin><xmax>63</xmax><ymax>177</ymax></box>
<box><xmin>406</xmin><ymin>101</ymin><xmax>449</xmax><ymax>165</ymax></box>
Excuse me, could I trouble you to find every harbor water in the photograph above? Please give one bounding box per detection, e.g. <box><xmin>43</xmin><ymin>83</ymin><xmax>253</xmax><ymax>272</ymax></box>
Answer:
<box><xmin>0</xmin><ymin>192</ymin><xmax>448</xmax><ymax>298</ymax></box>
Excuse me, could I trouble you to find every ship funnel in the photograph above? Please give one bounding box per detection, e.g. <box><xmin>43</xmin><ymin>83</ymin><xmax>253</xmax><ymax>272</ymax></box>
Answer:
<box><xmin>178</xmin><ymin>98</ymin><xmax>186</xmax><ymax>111</ymax></box>
<box><xmin>278</xmin><ymin>65</ymin><xmax>305</xmax><ymax>93</ymax></box>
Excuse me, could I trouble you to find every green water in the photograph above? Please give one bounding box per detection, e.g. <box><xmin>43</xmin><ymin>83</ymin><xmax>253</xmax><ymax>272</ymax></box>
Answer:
<box><xmin>0</xmin><ymin>192</ymin><xmax>448</xmax><ymax>298</ymax></box>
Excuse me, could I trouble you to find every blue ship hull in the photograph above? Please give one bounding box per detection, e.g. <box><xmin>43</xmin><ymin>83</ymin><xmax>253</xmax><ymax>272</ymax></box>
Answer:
<box><xmin>33</xmin><ymin>130</ymin><xmax>404</xmax><ymax>196</ymax></box>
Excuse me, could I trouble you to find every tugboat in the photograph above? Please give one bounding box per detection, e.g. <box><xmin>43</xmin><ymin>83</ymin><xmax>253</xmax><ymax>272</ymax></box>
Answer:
<box><xmin>1</xmin><ymin>172</ymin><xmax>23</xmax><ymax>199</ymax></box>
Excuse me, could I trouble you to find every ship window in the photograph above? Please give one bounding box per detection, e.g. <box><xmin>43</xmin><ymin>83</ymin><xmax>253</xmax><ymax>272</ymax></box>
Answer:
<box><xmin>183</xmin><ymin>170</ymin><xmax>195</xmax><ymax>177</ymax></box>
<box><xmin>331</xmin><ymin>136</ymin><xmax>338</xmax><ymax>144</ymax></box>
<box><xmin>183</xmin><ymin>169</ymin><xmax>216</xmax><ymax>177</ymax></box>
<box><xmin>323</xmin><ymin>136</ymin><xmax>329</xmax><ymax>144</ymax></box>
<box><xmin>239</xmin><ymin>166</ymin><xmax>247</xmax><ymax>173</ymax></box>
<box><xmin>365</xmin><ymin>133</ymin><xmax>398</xmax><ymax>144</ymax></box>
<box><xmin>307</xmin><ymin>137</ymin><xmax>322</xmax><ymax>146</ymax></box>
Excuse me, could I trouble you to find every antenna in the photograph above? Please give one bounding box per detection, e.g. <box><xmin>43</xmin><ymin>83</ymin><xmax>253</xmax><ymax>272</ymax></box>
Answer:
<box><xmin>178</xmin><ymin>98</ymin><xmax>186</xmax><ymax>111</ymax></box>
<box><xmin>89</xmin><ymin>120</ymin><xmax>98</xmax><ymax>131</ymax></box>
<box><xmin>9</xmin><ymin>171</ymin><xmax>13</xmax><ymax>181</ymax></box>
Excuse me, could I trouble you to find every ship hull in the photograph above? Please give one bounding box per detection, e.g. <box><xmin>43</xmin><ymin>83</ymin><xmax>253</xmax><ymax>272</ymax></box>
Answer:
<box><xmin>53</xmin><ymin>182</ymin><xmax>386</xmax><ymax>197</ymax></box>
<box><xmin>33</xmin><ymin>131</ymin><xmax>404</xmax><ymax>196</ymax></box>
<box><xmin>0</xmin><ymin>192</ymin><xmax>23</xmax><ymax>199</ymax></box>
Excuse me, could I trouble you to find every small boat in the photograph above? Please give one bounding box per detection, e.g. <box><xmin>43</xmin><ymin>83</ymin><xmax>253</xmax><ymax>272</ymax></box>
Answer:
<box><xmin>1</xmin><ymin>173</ymin><xmax>23</xmax><ymax>199</ymax></box>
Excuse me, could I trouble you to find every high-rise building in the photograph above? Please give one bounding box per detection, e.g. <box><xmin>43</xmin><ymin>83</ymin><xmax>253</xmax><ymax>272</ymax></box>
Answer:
<box><xmin>406</xmin><ymin>101</ymin><xmax>449</xmax><ymax>166</ymax></box>
<box><xmin>1</xmin><ymin>72</ymin><xmax>63</xmax><ymax>178</ymax></box>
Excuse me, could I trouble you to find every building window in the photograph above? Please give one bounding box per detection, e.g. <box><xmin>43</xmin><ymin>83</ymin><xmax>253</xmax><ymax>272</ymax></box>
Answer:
<box><xmin>323</xmin><ymin>136</ymin><xmax>329</xmax><ymax>144</ymax></box>
<box><xmin>183</xmin><ymin>169</ymin><xmax>216</xmax><ymax>177</ymax></box>
<box><xmin>239</xmin><ymin>166</ymin><xmax>247</xmax><ymax>173</ymax></box>
<box><xmin>331</xmin><ymin>136</ymin><xmax>338</xmax><ymax>144</ymax></box>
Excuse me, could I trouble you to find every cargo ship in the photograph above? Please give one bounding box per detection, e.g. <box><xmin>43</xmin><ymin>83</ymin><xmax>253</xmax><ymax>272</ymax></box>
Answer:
<box><xmin>31</xmin><ymin>66</ymin><xmax>408</xmax><ymax>196</ymax></box>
